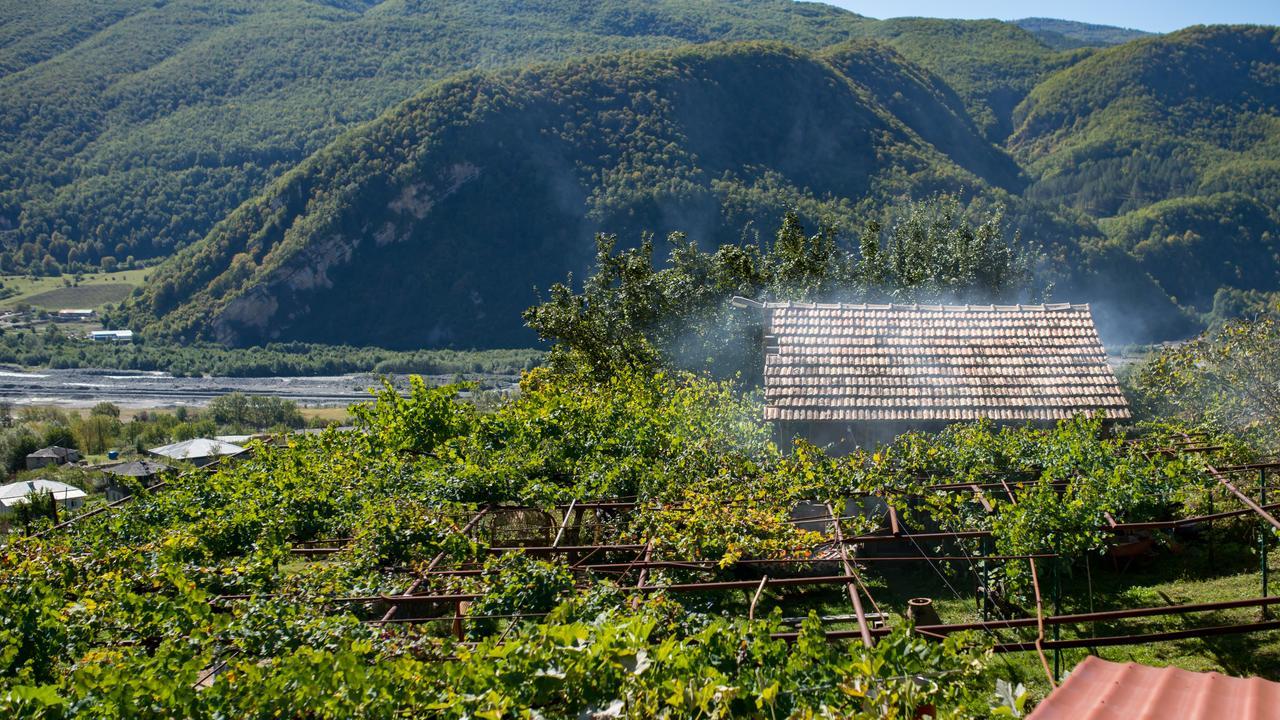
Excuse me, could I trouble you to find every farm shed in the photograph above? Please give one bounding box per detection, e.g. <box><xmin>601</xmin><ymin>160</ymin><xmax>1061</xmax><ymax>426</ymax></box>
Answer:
<box><xmin>1028</xmin><ymin>655</ymin><xmax>1280</xmax><ymax>719</ymax></box>
<box><xmin>147</xmin><ymin>438</ymin><xmax>245</xmax><ymax>467</ymax></box>
<box><xmin>26</xmin><ymin>445</ymin><xmax>82</xmax><ymax>471</ymax></box>
<box><xmin>733</xmin><ymin>298</ymin><xmax>1130</xmax><ymax>448</ymax></box>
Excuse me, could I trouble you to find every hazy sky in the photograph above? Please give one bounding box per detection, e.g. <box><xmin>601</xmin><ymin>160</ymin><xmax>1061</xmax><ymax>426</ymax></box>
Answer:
<box><xmin>822</xmin><ymin>1</ymin><xmax>1278</xmax><ymax>33</ymax></box>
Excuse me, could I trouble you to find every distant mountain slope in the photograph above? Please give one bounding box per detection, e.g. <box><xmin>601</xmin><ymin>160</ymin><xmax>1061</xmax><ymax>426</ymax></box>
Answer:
<box><xmin>0</xmin><ymin>0</ymin><xmax>870</xmax><ymax>272</ymax></box>
<box><xmin>123</xmin><ymin>42</ymin><xmax>1021</xmax><ymax>348</ymax></box>
<box><xmin>856</xmin><ymin>18</ymin><xmax>1075</xmax><ymax>140</ymax></box>
<box><xmin>1011</xmin><ymin>25</ymin><xmax>1280</xmax><ymax>312</ymax></box>
<box><xmin>0</xmin><ymin>0</ymin><xmax>1071</xmax><ymax>275</ymax></box>
<box><xmin>1014</xmin><ymin>18</ymin><xmax>1153</xmax><ymax>50</ymax></box>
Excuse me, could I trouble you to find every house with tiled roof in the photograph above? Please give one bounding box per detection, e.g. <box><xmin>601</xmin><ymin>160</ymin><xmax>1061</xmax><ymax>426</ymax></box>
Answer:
<box><xmin>732</xmin><ymin>297</ymin><xmax>1130</xmax><ymax>447</ymax></box>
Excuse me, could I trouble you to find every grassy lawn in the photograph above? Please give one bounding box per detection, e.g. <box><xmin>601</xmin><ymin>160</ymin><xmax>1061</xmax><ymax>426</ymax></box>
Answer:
<box><xmin>0</xmin><ymin>267</ymin><xmax>154</xmax><ymax>309</ymax></box>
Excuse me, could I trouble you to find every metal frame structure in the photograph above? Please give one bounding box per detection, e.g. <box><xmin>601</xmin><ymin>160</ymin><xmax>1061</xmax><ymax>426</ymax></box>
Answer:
<box><xmin>208</xmin><ymin>453</ymin><xmax>1280</xmax><ymax>681</ymax></box>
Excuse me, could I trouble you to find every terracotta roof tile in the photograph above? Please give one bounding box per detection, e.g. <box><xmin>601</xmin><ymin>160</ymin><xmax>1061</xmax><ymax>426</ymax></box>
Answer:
<box><xmin>759</xmin><ymin>302</ymin><xmax>1130</xmax><ymax>423</ymax></box>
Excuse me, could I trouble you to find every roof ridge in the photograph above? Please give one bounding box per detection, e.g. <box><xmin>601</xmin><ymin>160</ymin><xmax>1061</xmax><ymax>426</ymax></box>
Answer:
<box><xmin>752</xmin><ymin>301</ymin><xmax>1090</xmax><ymax>312</ymax></box>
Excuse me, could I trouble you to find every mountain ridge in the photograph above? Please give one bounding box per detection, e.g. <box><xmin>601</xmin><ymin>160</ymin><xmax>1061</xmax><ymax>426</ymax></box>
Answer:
<box><xmin>0</xmin><ymin>1</ymin><xmax>1070</xmax><ymax>275</ymax></box>
<box><xmin>3</xmin><ymin>4</ymin><xmax>1277</xmax><ymax>351</ymax></box>
<box><xmin>125</xmin><ymin>41</ymin><xmax>1013</xmax><ymax>348</ymax></box>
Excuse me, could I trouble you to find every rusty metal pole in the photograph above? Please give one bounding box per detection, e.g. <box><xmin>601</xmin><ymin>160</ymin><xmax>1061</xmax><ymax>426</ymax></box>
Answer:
<box><xmin>827</xmin><ymin>503</ymin><xmax>874</xmax><ymax>647</ymax></box>
<box><xmin>1209</xmin><ymin>486</ymin><xmax>1216</xmax><ymax>569</ymax></box>
<box><xmin>1264</xmin><ymin>468</ymin><xmax>1271</xmax><ymax>619</ymax></box>
<box><xmin>1052</xmin><ymin>535</ymin><xmax>1062</xmax><ymax>681</ymax></box>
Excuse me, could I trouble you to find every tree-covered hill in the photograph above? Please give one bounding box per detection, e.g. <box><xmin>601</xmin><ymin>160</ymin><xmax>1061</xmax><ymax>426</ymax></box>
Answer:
<box><xmin>123</xmin><ymin>41</ymin><xmax>1028</xmax><ymax>349</ymax></box>
<box><xmin>0</xmin><ymin>0</ymin><xmax>850</xmax><ymax>272</ymax></box>
<box><xmin>1011</xmin><ymin>25</ymin><xmax>1280</xmax><ymax>313</ymax></box>
<box><xmin>0</xmin><ymin>0</ymin><xmax>1084</xmax><ymax>277</ymax></box>
<box><xmin>7</xmin><ymin>3</ymin><xmax>1280</xmax><ymax>352</ymax></box>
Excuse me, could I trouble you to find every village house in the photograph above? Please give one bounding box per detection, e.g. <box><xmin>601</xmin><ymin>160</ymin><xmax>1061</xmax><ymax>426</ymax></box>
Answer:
<box><xmin>54</xmin><ymin>308</ymin><xmax>96</xmax><ymax>322</ymax></box>
<box><xmin>26</xmin><ymin>445</ymin><xmax>82</xmax><ymax>471</ymax></box>
<box><xmin>89</xmin><ymin>329</ymin><xmax>134</xmax><ymax>342</ymax></box>
<box><xmin>147</xmin><ymin>438</ymin><xmax>245</xmax><ymax>468</ymax></box>
<box><xmin>733</xmin><ymin>298</ymin><xmax>1130</xmax><ymax>449</ymax></box>
<box><xmin>99</xmin><ymin>459</ymin><xmax>174</xmax><ymax>501</ymax></box>
<box><xmin>0</xmin><ymin>479</ymin><xmax>86</xmax><ymax>516</ymax></box>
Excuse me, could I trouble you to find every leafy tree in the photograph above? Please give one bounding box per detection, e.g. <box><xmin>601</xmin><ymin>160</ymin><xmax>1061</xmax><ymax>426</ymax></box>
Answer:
<box><xmin>1127</xmin><ymin>313</ymin><xmax>1280</xmax><ymax>449</ymax></box>
<box><xmin>89</xmin><ymin>402</ymin><xmax>120</xmax><ymax>420</ymax></box>
<box><xmin>71</xmin><ymin>414</ymin><xmax>120</xmax><ymax>455</ymax></box>
<box><xmin>41</xmin><ymin>425</ymin><xmax>76</xmax><ymax>452</ymax></box>
<box><xmin>351</xmin><ymin>378</ymin><xmax>475</xmax><ymax>457</ymax></box>
<box><xmin>526</xmin><ymin>198</ymin><xmax>1029</xmax><ymax>378</ymax></box>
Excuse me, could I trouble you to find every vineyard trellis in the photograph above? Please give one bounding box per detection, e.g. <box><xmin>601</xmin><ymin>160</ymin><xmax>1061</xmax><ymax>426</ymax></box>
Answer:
<box><xmin>25</xmin><ymin>425</ymin><xmax>1280</xmax><ymax>697</ymax></box>
<box><xmin>170</xmin><ymin>443</ymin><xmax>1280</xmax><ymax>687</ymax></box>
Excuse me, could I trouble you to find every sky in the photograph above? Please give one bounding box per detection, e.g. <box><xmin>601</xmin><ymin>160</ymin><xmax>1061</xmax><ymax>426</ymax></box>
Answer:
<box><xmin>823</xmin><ymin>1</ymin><xmax>1278</xmax><ymax>34</ymax></box>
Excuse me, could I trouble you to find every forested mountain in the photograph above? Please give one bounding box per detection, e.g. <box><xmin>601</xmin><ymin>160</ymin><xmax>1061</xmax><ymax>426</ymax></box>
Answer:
<box><xmin>0</xmin><ymin>0</ymin><xmax>867</xmax><ymax>274</ymax></box>
<box><xmin>0</xmin><ymin>0</ymin><xmax>1071</xmax><ymax>276</ymax></box>
<box><xmin>4</xmin><ymin>2</ymin><xmax>1279</xmax><ymax>351</ymax></box>
<box><xmin>123</xmin><ymin>42</ymin><xmax>1025</xmax><ymax>348</ymax></box>
<box><xmin>1011</xmin><ymin>25</ymin><xmax>1280</xmax><ymax>314</ymax></box>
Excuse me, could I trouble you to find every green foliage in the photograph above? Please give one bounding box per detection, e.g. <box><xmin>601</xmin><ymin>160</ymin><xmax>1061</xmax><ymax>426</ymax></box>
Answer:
<box><xmin>0</xmin><ymin>331</ymin><xmax>540</xmax><ymax>378</ymax></box>
<box><xmin>347</xmin><ymin>500</ymin><xmax>475</xmax><ymax>572</ymax></box>
<box><xmin>1013</xmin><ymin>25</ymin><xmax>1280</xmax><ymax>318</ymax></box>
<box><xmin>466</xmin><ymin>553</ymin><xmax>574</xmax><ymax>636</ymax></box>
<box><xmin>205</xmin><ymin>393</ymin><xmax>304</xmax><ymax>432</ymax></box>
<box><xmin>0</xmin><ymin>359</ymin><xmax>1250</xmax><ymax>716</ymax></box>
<box><xmin>828</xmin><ymin>415</ymin><xmax>1242</xmax><ymax>595</ymax></box>
<box><xmin>0</xmin><ymin>426</ymin><xmax>41</xmax><ymax>474</ymax></box>
<box><xmin>0</xmin><ymin>367</ymin><xmax>1005</xmax><ymax>716</ymax></box>
<box><xmin>352</xmin><ymin>378</ymin><xmax>476</xmax><ymax>457</ymax></box>
<box><xmin>526</xmin><ymin>197</ymin><xmax>1030</xmax><ymax>378</ymax></box>
<box><xmin>9</xmin><ymin>490</ymin><xmax>58</xmax><ymax>531</ymax></box>
<box><xmin>1127</xmin><ymin>313</ymin><xmax>1280</xmax><ymax>449</ymax></box>
<box><xmin>433</xmin><ymin>367</ymin><xmax>774</xmax><ymax>505</ymax></box>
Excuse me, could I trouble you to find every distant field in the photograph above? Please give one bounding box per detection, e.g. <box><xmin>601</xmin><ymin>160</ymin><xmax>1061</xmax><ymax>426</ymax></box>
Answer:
<box><xmin>0</xmin><ymin>268</ymin><xmax>152</xmax><ymax>309</ymax></box>
<box><xmin>20</xmin><ymin>283</ymin><xmax>134</xmax><ymax>310</ymax></box>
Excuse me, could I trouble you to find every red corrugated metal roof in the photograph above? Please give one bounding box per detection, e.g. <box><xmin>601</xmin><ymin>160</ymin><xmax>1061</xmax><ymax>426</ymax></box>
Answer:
<box><xmin>1029</xmin><ymin>656</ymin><xmax>1280</xmax><ymax>719</ymax></box>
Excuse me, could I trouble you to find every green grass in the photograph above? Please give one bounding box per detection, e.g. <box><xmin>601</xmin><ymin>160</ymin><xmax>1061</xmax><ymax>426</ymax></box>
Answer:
<box><xmin>0</xmin><ymin>267</ymin><xmax>153</xmax><ymax>309</ymax></box>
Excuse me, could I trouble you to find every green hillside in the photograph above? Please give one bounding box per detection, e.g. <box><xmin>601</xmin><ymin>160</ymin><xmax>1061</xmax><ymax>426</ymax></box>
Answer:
<box><xmin>1012</xmin><ymin>25</ymin><xmax>1280</xmax><ymax>312</ymax></box>
<box><xmin>5</xmin><ymin>4</ymin><xmax>1280</xmax><ymax>352</ymax></box>
<box><xmin>0</xmin><ymin>0</ymin><xmax>1078</xmax><ymax>277</ymax></box>
<box><xmin>856</xmin><ymin>18</ymin><xmax>1077</xmax><ymax>140</ymax></box>
<box><xmin>124</xmin><ymin>42</ymin><xmax>1019</xmax><ymax>348</ymax></box>
<box><xmin>0</xmin><ymin>0</ymin><xmax>867</xmax><ymax>273</ymax></box>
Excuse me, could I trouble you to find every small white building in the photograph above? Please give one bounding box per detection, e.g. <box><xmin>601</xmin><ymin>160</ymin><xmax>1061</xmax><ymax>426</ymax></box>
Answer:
<box><xmin>89</xmin><ymin>329</ymin><xmax>134</xmax><ymax>342</ymax></box>
<box><xmin>55</xmin><ymin>309</ymin><xmax>96</xmax><ymax>322</ymax></box>
<box><xmin>0</xmin><ymin>479</ymin><xmax>86</xmax><ymax>515</ymax></box>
